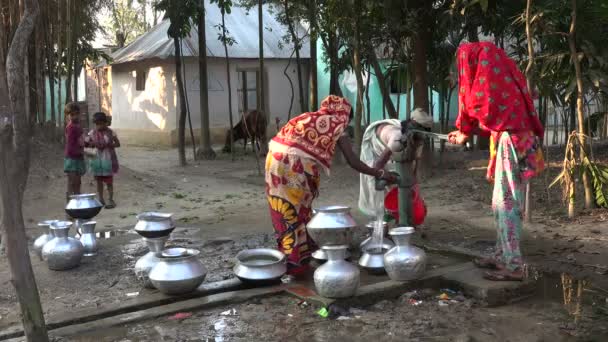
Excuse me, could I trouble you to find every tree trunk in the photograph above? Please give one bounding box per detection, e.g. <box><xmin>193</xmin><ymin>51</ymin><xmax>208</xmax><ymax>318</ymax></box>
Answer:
<box><xmin>524</xmin><ymin>0</ymin><xmax>536</xmax><ymax>223</ymax></box>
<box><xmin>64</xmin><ymin>0</ymin><xmax>73</xmax><ymax>103</ymax></box>
<box><xmin>258</xmin><ymin>0</ymin><xmax>265</xmax><ymax>115</ymax></box>
<box><xmin>525</xmin><ymin>0</ymin><xmax>535</xmax><ymax>98</ymax></box>
<box><xmin>445</xmin><ymin>86</ymin><xmax>454</xmax><ymax>133</ymax></box>
<box><xmin>412</xmin><ymin>32</ymin><xmax>429</xmax><ymax>111</ymax></box>
<box><xmin>196</xmin><ymin>0</ymin><xmax>215</xmax><ymax>160</ymax></box>
<box><xmin>308</xmin><ymin>0</ymin><xmax>317</xmax><ymax>111</ymax></box>
<box><xmin>568</xmin><ymin>0</ymin><xmax>593</xmax><ymax>209</ymax></box>
<box><xmin>56</xmin><ymin>0</ymin><xmax>63</xmax><ymax>125</ymax></box>
<box><xmin>370</xmin><ymin>53</ymin><xmax>397</xmax><ymax>119</ymax></box>
<box><xmin>221</xmin><ymin>11</ymin><xmax>235</xmax><ymax>161</ymax></box>
<box><xmin>439</xmin><ymin>84</ymin><xmax>446</xmax><ymax>151</ymax></box>
<box><xmin>365</xmin><ymin>64</ymin><xmax>371</xmax><ymax>126</ymax></box>
<box><xmin>405</xmin><ymin>63</ymin><xmax>411</xmax><ymax>118</ymax></box>
<box><xmin>174</xmin><ymin>37</ymin><xmax>187</xmax><ymax>166</ymax></box>
<box><xmin>283</xmin><ymin>0</ymin><xmax>305</xmax><ymax>114</ymax></box>
<box><xmin>328</xmin><ymin>30</ymin><xmax>341</xmax><ymax>96</ymax></box>
<box><xmin>352</xmin><ymin>3</ymin><xmax>364</xmax><ymax>151</ymax></box>
<box><xmin>35</xmin><ymin>20</ymin><xmax>44</xmax><ymax>124</ymax></box>
<box><xmin>552</xmin><ymin>105</ymin><xmax>558</xmax><ymax>145</ymax></box>
<box><xmin>44</xmin><ymin>0</ymin><xmax>55</xmax><ymax>124</ymax></box>
<box><xmin>0</xmin><ymin>0</ymin><xmax>49</xmax><ymax>340</ymax></box>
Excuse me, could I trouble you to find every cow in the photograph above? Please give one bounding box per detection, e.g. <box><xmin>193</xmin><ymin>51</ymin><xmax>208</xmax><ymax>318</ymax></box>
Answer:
<box><xmin>223</xmin><ymin>110</ymin><xmax>268</xmax><ymax>155</ymax></box>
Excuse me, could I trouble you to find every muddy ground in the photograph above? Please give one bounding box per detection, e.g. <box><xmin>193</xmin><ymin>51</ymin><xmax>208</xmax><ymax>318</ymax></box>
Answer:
<box><xmin>0</xmin><ymin>137</ymin><xmax>607</xmax><ymax>340</ymax></box>
<box><xmin>61</xmin><ymin>290</ymin><xmax>607</xmax><ymax>342</ymax></box>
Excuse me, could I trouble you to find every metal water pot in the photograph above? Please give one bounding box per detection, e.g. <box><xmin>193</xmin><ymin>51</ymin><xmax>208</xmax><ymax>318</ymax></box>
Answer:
<box><xmin>149</xmin><ymin>248</ymin><xmax>207</xmax><ymax>295</ymax></box>
<box><xmin>134</xmin><ymin>236</ymin><xmax>168</xmax><ymax>289</ymax></box>
<box><xmin>33</xmin><ymin>220</ymin><xmax>58</xmax><ymax>260</ymax></box>
<box><xmin>42</xmin><ymin>221</ymin><xmax>84</xmax><ymax>271</ymax></box>
<box><xmin>134</xmin><ymin>212</ymin><xmax>175</xmax><ymax>238</ymax></box>
<box><xmin>307</xmin><ymin>206</ymin><xmax>357</xmax><ymax>260</ymax></box>
<box><xmin>358</xmin><ymin>243</ymin><xmax>393</xmax><ymax>275</ymax></box>
<box><xmin>65</xmin><ymin>194</ymin><xmax>103</xmax><ymax>220</ymax></box>
<box><xmin>383</xmin><ymin>227</ymin><xmax>426</xmax><ymax>281</ymax></box>
<box><xmin>78</xmin><ymin>221</ymin><xmax>98</xmax><ymax>256</ymax></box>
<box><xmin>233</xmin><ymin>248</ymin><xmax>287</xmax><ymax>284</ymax></box>
<box><xmin>313</xmin><ymin>245</ymin><xmax>359</xmax><ymax>298</ymax></box>
<box><xmin>360</xmin><ymin>221</ymin><xmax>394</xmax><ymax>251</ymax></box>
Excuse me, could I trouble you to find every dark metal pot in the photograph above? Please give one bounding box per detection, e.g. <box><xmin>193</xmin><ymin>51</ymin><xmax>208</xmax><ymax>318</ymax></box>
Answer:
<box><xmin>65</xmin><ymin>194</ymin><xmax>103</xmax><ymax>220</ymax></box>
<box><xmin>134</xmin><ymin>212</ymin><xmax>175</xmax><ymax>238</ymax></box>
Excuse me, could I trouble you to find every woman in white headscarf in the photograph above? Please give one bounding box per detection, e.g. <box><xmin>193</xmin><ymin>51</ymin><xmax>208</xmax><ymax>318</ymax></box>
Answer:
<box><xmin>358</xmin><ymin>108</ymin><xmax>433</xmax><ymax>219</ymax></box>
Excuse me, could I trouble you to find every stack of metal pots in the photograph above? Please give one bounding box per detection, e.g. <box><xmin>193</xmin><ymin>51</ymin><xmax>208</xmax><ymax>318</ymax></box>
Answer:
<box><xmin>34</xmin><ymin>194</ymin><xmax>104</xmax><ymax>271</ymax></box>
<box><xmin>307</xmin><ymin>206</ymin><xmax>360</xmax><ymax>298</ymax></box>
<box><xmin>133</xmin><ymin>212</ymin><xmax>206</xmax><ymax>295</ymax></box>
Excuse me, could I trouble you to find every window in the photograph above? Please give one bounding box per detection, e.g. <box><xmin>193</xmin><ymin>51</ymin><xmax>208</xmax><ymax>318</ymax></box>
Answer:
<box><xmin>237</xmin><ymin>70</ymin><xmax>260</xmax><ymax>113</ymax></box>
<box><xmin>136</xmin><ymin>70</ymin><xmax>147</xmax><ymax>91</ymax></box>
<box><xmin>388</xmin><ymin>65</ymin><xmax>408</xmax><ymax>94</ymax></box>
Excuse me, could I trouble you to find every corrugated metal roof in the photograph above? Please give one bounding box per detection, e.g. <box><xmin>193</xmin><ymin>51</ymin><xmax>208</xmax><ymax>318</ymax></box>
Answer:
<box><xmin>108</xmin><ymin>1</ymin><xmax>310</xmax><ymax>66</ymax></box>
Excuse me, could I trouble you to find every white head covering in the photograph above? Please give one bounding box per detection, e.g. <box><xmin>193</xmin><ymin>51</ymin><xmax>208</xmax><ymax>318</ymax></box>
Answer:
<box><xmin>411</xmin><ymin>108</ymin><xmax>433</xmax><ymax>129</ymax></box>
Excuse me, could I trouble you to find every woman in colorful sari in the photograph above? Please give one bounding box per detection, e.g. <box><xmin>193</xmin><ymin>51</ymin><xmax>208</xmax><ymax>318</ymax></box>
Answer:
<box><xmin>266</xmin><ymin>95</ymin><xmax>396</xmax><ymax>276</ymax></box>
<box><xmin>448</xmin><ymin>42</ymin><xmax>544</xmax><ymax>281</ymax></box>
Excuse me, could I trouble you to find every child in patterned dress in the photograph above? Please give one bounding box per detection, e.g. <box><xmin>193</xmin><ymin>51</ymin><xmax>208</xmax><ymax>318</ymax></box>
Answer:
<box><xmin>85</xmin><ymin>112</ymin><xmax>120</xmax><ymax>209</ymax></box>
<box><xmin>64</xmin><ymin>102</ymin><xmax>86</xmax><ymax>202</ymax></box>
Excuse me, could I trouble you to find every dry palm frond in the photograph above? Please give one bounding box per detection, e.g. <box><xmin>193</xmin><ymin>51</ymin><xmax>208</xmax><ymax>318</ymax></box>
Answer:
<box><xmin>550</xmin><ymin>131</ymin><xmax>608</xmax><ymax>212</ymax></box>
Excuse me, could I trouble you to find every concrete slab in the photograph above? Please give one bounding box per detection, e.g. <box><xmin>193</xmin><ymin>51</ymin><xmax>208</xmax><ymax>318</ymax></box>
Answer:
<box><xmin>48</xmin><ymin>286</ymin><xmax>285</xmax><ymax>341</ymax></box>
<box><xmin>439</xmin><ymin>262</ymin><xmax>536</xmax><ymax>306</ymax></box>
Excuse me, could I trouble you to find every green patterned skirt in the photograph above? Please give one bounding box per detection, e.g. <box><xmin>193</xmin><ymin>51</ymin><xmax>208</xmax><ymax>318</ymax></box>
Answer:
<box><xmin>64</xmin><ymin>158</ymin><xmax>86</xmax><ymax>175</ymax></box>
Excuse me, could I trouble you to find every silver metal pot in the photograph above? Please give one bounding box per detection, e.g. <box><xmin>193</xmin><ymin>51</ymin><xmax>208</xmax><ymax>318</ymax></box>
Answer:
<box><xmin>33</xmin><ymin>220</ymin><xmax>58</xmax><ymax>260</ymax></box>
<box><xmin>78</xmin><ymin>221</ymin><xmax>98</xmax><ymax>256</ymax></box>
<box><xmin>360</xmin><ymin>220</ymin><xmax>393</xmax><ymax>251</ymax></box>
<box><xmin>42</xmin><ymin>221</ymin><xmax>84</xmax><ymax>271</ymax></box>
<box><xmin>358</xmin><ymin>243</ymin><xmax>393</xmax><ymax>275</ymax></box>
<box><xmin>65</xmin><ymin>194</ymin><xmax>103</xmax><ymax>220</ymax></box>
<box><xmin>149</xmin><ymin>248</ymin><xmax>207</xmax><ymax>295</ymax></box>
<box><xmin>384</xmin><ymin>227</ymin><xmax>427</xmax><ymax>281</ymax></box>
<box><xmin>307</xmin><ymin>206</ymin><xmax>357</xmax><ymax>247</ymax></box>
<box><xmin>134</xmin><ymin>236</ymin><xmax>169</xmax><ymax>289</ymax></box>
<box><xmin>134</xmin><ymin>212</ymin><xmax>175</xmax><ymax>238</ymax></box>
<box><xmin>313</xmin><ymin>245</ymin><xmax>359</xmax><ymax>298</ymax></box>
<box><xmin>233</xmin><ymin>248</ymin><xmax>286</xmax><ymax>284</ymax></box>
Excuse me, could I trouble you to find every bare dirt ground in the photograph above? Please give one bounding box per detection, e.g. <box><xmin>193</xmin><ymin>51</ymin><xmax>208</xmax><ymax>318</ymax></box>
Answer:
<box><xmin>0</xmin><ymin>137</ymin><xmax>607</xmax><ymax>340</ymax></box>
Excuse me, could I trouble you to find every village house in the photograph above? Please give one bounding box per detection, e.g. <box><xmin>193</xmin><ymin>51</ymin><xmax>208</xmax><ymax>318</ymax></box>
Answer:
<box><xmin>86</xmin><ymin>1</ymin><xmax>310</xmax><ymax>147</ymax></box>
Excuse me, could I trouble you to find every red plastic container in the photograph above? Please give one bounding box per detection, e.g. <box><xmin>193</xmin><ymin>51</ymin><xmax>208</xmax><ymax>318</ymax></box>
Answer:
<box><xmin>384</xmin><ymin>185</ymin><xmax>427</xmax><ymax>226</ymax></box>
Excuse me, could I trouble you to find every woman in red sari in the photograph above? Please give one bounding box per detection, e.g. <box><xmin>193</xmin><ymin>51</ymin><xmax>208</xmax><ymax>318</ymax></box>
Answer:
<box><xmin>266</xmin><ymin>95</ymin><xmax>395</xmax><ymax>275</ymax></box>
<box><xmin>448</xmin><ymin>42</ymin><xmax>544</xmax><ymax>281</ymax></box>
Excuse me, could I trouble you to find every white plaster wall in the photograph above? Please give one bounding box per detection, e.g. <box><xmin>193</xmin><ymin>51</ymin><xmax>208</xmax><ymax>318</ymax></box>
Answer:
<box><xmin>111</xmin><ymin>61</ymin><xmax>177</xmax><ymax>132</ymax></box>
<box><xmin>183</xmin><ymin>57</ymin><xmax>310</xmax><ymax>131</ymax></box>
<box><xmin>110</xmin><ymin>58</ymin><xmax>309</xmax><ymax>135</ymax></box>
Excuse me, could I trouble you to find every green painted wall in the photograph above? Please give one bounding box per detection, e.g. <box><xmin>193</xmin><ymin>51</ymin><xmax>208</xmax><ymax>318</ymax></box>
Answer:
<box><xmin>315</xmin><ymin>39</ymin><xmax>458</xmax><ymax>125</ymax></box>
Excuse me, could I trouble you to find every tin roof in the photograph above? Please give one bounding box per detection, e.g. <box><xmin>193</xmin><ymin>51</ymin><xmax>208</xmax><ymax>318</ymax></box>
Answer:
<box><xmin>106</xmin><ymin>1</ymin><xmax>310</xmax><ymax>66</ymax></box>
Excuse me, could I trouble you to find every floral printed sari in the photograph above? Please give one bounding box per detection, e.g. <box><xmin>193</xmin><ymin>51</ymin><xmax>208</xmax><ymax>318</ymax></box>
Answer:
<box><xmin>265</xmin><ymin>96</ymin><xmax>351</xmax><ymax>273</ymax></box>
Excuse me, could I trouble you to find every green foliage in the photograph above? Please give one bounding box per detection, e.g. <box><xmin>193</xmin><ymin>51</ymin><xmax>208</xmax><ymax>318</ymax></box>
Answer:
<box><xmin>154</xmin><ymin>0</ymin><xmax>201</xmax><ymax>39</ymax></box>
<box><xmin>103</xmin><ymin>0</ymin><xmax>148</xmax><ymax>47</ymax></box>
<box><xmin>210</xmin><ymin>0</ymin><xmax>237</xmax><ymax>46</ymax></box>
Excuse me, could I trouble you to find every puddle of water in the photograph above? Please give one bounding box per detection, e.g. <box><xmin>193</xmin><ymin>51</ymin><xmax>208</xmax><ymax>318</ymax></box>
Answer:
<box><xmin>95</xmin><ymin>229</ymin><xmax>131</xmax><ymax>240</ymax></box>
<box><xmin>526</xmin><ymin>270</ymin><xmax>608</xmax><ymax>338</ymax></box>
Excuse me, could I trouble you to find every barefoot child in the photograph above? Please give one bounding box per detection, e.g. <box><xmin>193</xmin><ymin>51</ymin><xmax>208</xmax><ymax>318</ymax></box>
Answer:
<box><xmin>85</xmin><ymin>112</ymin><xmax>120</xmax><ymax>209</ymax></box>
<box><xmin>64</xmin><ymin>103</ymin><xmax>85</xmax><ymax>202</ymax></box>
